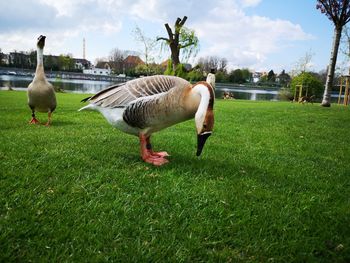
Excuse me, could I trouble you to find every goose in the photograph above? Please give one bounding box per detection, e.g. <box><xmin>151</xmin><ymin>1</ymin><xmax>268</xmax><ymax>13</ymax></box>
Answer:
<box><xmin>79</xmin><ymin>75</ymin><xmax>215</xmax><ymax>166</ymax></box>
<box><xmin>27</xmin><ymin>35</ymin><xmax>57</xmax><ymax>125</ymax></box>
<box><xmin>206</xmin><ymin>69</ymin><xmax>216</xmax><ymax>90</ymax></box>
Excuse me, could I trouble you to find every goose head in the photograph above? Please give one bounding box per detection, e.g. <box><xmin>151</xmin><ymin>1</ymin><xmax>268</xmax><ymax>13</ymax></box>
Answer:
<box><xmin>192</xmin><ymin>82</ymin><xmax>215</xmax><ymax>156</ymax></box>
<box><xmin>37</xmin><ymin>35</ymin><xmax>46</xmax><ymax>49</ymax></box>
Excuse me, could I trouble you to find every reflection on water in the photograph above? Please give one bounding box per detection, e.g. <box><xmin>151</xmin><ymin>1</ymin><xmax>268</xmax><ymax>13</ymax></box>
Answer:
<box><xmin>0</xmin><ymin>75</ymin><xmax>115</xmax><ymax>94</ymax></box>
<box><xmin>214</xmin><ymin>87</ymin><xmax>278</xmax><ymax>101</ymax></box>
<box><xmin>0</xmin><ymin>74</ymin><xmax>282</xmax><ymax>101</ymax></box>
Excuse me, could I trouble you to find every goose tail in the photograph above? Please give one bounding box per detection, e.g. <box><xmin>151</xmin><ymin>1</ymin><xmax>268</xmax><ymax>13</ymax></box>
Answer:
<box><xmin>81</xmin><ymin>96</ymin><xmax>91</xmax><ymax>103</ymax></box>
<box><xmin>78</xmin><ymin>104</ymin><xmax>96</xmax><ymax>112</ymax></box>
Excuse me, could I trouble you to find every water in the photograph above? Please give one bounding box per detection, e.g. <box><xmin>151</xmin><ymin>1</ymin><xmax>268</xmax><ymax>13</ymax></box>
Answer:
<box><xmin>0</xmin><ymin>74</ymin><xmax>284</xmax><ymax>101</ymax></box>
<box><xmin>0</xmin><ymin>75</ymin><xmax>114</xmax><ymax>94</ymax></box>
<box><xmin>214</xmin><ymin>86</ymin><xmax>278</xmax><ymax>101</ymax></box>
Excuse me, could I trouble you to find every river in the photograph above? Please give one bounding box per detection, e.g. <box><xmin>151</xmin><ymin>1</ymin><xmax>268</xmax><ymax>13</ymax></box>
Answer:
<box><xmin>0</xmin><ymin>74</ymin><xmax>283</xmax><ymax>101</ymax></box>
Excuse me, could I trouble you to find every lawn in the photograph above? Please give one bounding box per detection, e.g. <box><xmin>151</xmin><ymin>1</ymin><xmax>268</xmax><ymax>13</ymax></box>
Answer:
<box><xmin>0</xmin><ymin>91</ymin><xmax>349</xmax><ymax>262</ymax></box>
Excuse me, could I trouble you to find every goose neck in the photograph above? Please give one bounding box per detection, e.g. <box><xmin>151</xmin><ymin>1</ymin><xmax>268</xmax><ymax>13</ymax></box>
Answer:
<box><xmin>37</xmin><ymin>47</ymin><xmax>44</xmax><ymax>66</ymax></box>
<box><xmin>35</xmin><ymin>47</ymin><xmax>45</xmax><ymax>77</ymax></box>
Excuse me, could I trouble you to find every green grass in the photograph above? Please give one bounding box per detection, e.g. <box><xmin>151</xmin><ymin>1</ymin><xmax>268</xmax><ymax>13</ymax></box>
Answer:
<box><xmin>1</xmin><ymin>91</ymin><xmax>349</xmax><ymax>262</ymax></box>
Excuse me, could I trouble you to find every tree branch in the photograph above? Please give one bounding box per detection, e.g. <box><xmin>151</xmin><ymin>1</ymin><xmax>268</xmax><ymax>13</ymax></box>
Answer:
<box><xmin>179</xmin><ymin>41</ymin><xmax>195</xmax><ymax>49</ymax></box>
<box><xmin>156</xmin><ymin>37</ymin><xmax>169</xmax><ymax>42</ymax></box>
<box><xmin>179</xmin><ymin>16</ymin><xmax>188</xmax><ymax>27</ymax></box>
<box><xmin>165</xmin><ymin>23</ymin><xmax>174</xmax><ymax>40</ymax></box>
<box><xmin>175</xmin><ymin>17</ymin><xmax>182</xmax><ymax>26</ymax></box>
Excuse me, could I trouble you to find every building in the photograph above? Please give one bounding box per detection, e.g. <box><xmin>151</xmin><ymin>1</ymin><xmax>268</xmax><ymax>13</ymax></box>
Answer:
<box><xmin>0</xmin><ymin>53</ymin><xmax>9</xmax><ymax>65</ymax></box>
<box><xmin>252</xmin><ymin>72</ymin><xmax>262</xmax><ymax>83</ymax></box>
<box><xmin>74</xmin><ymin>58</ymin><xmax>92</xmax><ymax>70</ymax></box>
<box><xmin>83</xmin><ymin>63</ymin><xmax>111</xmax><ymax>75</ymax></box>
<box><xmin>123</xmin><ymin>55</ymin><xmax>144</xmax><ymax>71</ymax></box>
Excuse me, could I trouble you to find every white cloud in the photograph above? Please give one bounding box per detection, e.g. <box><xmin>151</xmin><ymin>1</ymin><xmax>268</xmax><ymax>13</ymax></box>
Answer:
<box><xmin>0</xmin><ymin>0</ymin><xmax>313</xmax><ymax>70</ymax></box>
<box><xmin>190</xmin><ymin>1</ymin><xmax>312</xmax><ymax>70</ymax></box>
<box><xmin>240</xmin><ymin>0</ymin><xmax>262</xmax><ymax>7</ymax></box>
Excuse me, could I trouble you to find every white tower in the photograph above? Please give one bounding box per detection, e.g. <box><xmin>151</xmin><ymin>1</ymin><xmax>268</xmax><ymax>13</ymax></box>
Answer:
<box><xmin>83</xmin><ymin>38</ymin><xmax>86</xmax><ymax>60</ymax></box>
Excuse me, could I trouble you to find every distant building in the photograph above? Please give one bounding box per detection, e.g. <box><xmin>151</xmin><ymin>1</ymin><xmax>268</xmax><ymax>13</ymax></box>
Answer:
<box><xmin>83</xmin><ymin>63</ymin><xmax>111</xmax><ymax>75</ymax></box>
<box><xmin>123</xmin><ymin>55</ymin><xmax>144</xmax><ymax>71</ymax></box>
<box><xmin>252</xmin><ymin>72</ymin><xmax>262</xmax><ymax>83</ymax></box>
<box><xmin>74</xmin><ymin>58</ymin><xmax>91</xmax><ymax>70</ymax></box>
<box><xmin>0</xmin><ymin>53</ymin><xmax>9</xmax><ymax>65</ymax></box>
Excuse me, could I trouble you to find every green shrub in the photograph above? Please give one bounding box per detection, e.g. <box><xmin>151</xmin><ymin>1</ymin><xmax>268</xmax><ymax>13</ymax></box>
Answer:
<box><xmin>290</xmin><ymin>72</ymin><xmax>324</xmax><ymax>99</ymax></box>
<box><xmin>187</xmin><ymin>70</ymin><xmax>204</xmax><ymax>82</ymax></box>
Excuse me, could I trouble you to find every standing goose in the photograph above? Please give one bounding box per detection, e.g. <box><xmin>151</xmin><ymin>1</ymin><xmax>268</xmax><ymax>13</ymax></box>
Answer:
<box><xmin>79</xmin><ymin>75</ymin><xmax>215</xmax><ymax>166</ymax></box>
<box><xmin>27</xmin><ymin>35</ymin><xmax>57</xmax><ymax>125</ymax></box>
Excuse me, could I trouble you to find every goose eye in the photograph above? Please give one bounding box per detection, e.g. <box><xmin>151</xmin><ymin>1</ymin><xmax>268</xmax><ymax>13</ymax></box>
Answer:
<box><xmin>203</xmin><ymin>124</ymin><xmax>207</xmax><ymax>129</ymax></box>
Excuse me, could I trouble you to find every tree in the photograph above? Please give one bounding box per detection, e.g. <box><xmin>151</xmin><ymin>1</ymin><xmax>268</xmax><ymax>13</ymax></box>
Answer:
<box><xmin>197</xmin><ymin>56</ymin><xmax>228</xmax><ymax>73</ymax></box>
<box><xmin>58</xmin><ymin>54</ymin><xmax>74</xmax><ymax>71</ymax></box>
<box><xmin>197</xmin><ymin>56</ymin><xmax>219</xmax><ymax>73</ymax></box>
<box><xmin>108</xmin><ymin>48</ymin><xmax>126</xmax><ymax>74</ymax></box>
<box><xmin>291</xmin><ymin>50</ymin><xmax>314</xmax><ymax>76</ymax></box>
<box><xmin>28</xmin><ymin>50</ymin><xmax>36</xmax><ymax>69</ymax></box>
<box><xmin>267</xmin><ymin>70</ymin><xmax>276</xmax><ymax>82</ymax></box>
<box><xmin>338</xmin><ymin>25</ymin><xmax>350</xmax><ymax>74</ymax></box>
<box><xmin>229</xmin><ymin>69</ymin><xmax>244</xmax><ymax>83</ymax></box>
<box><xmin>241</xmin><ymin>68</ymin><xmax>252</xmax><ymax>82</ymax></box>
<box><xmin>0</xmin><ymin>48</ymin><xmax>3</xmax><ymax>66</ymax></box>
<box><xmin>317</xmin><ymin>0</ymin><xmax>350</xmax><ymax>106</ymax></box>
<box><xmin>45</xmin><ymin>55</ymin><xmax>58</xmax><ymax>71</ymax></box>
<box><xmin>218</xmin><ymin>58</ymin><xmax>228</xmax><ymax>73</ymax></box>
<box><xmin>278</xmin><ymin>70</ymin><xmax>291</xmax><ymax>86</ymax></box>
<box><xmin>134</xmin><ymin>26</ymin><xmax>158</xmax><ymax>75</ymax></box>
<box><xmin>157</xmin><ymin>16</ymin><xmax>199</xmax><ymax>70</ymax></box>
<box><xmin>290</xmin><ymin>72</ymin><xmax>324</xmax><ymax>99</ymax></box>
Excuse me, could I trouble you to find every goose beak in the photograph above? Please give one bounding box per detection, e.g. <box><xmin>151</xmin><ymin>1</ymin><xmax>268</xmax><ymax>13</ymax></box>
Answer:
<box><xmin>37</xmin><ymin>35</ymin><xmax>46</xmax><ymax>48</ymax></box>
<box><xmin>196</xmin><ymin>132</ymin><xmax>212</xmax><ymax>156</ymax></box>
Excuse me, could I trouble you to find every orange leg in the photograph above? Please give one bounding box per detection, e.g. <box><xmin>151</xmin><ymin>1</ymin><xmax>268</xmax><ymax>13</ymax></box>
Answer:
<box><xmin>29</xmin><ymin>110</ymin><xmax>40</xmax><ymax>124</ymax></box>
<box><xmin>139</xmin><ymin>134</ymin><xmax>169</xmax><ymax>166</ymax></box>
<box><xmin>45</xmin><ymin>112</ymin><xmax>53</xmax><ymax>126</ymax></box>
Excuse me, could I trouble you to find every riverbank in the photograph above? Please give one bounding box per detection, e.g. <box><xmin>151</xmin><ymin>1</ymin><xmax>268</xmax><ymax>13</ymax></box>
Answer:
<box><xmin>1</xmin><ymin>91</ymin><xmax>349</xmax><ymax>262</ymax></box>
<box><xmin>0</xmin><ymin>67</ymin><xmax>131</xmax><ymax>82</ymax></box>
<box><xmin>0</xmin><ymin>67</ymin><xmax>281</xmax><ymax>89</ymax></box>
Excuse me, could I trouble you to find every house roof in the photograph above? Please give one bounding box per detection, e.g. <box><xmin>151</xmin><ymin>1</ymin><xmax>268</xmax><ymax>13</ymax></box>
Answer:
<box><xmin>96</xmin><ymin>61</ymin><xmax>111</xmax><ymax>69</ymax></box>
<box><xmin>124</xmin><ymin>55</ymin><xmax>144</xmax><ymax>65</ymax></box>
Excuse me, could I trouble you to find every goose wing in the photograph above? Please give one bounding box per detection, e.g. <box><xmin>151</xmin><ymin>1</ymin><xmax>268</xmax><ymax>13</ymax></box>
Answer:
<box><xmin>84</xmin><ymin>75</ymin><xmax>190</xmax><ymax>108</ymax></box>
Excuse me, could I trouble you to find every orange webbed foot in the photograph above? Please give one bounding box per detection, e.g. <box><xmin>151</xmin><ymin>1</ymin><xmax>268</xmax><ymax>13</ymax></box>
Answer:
<box><xmin>143</xmin><ymin>155</ymin><xmax>169</xmax><ymax>166</ymax></box>
<box><xmin>150</xmin><ymin>151</ymin><xmax>170</xmax><ymax>158</ymax></box>
<box><xmin>139</xmin><ymin>134</ymin><xmax>170</xmax><ymax>166</ymax></box>
<box><xmin>29</xmin><ymin>118</ymin><xmax>40</xmax><ymax>124</ymax></box>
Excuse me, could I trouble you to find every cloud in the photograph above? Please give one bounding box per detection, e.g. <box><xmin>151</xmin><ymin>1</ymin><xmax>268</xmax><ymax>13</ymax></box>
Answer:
<box><xmin>190</xmin><ymin>1</ymin><xmax>312</xmax><ymax>69</ymax></box>
<box><xmin>0</xmin><ymin>0</ymin><xmax>313</xmax><ymax>70</ymax></box>
<box><xmin>115</xmin><ymin>0</ymin><xmax>312</xmax><ymax>70</ymax></box>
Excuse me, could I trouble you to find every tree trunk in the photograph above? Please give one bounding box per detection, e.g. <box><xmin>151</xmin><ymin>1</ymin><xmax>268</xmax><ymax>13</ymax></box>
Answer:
<box><xmin>170</xmin><ymin>45</ymin><xmax>180</xmax><ymax>70</ymax></box>
<box><xmin>321</xmin><ymin>26</ymin><xmax>342</xmax><ymax>107</ymax></box>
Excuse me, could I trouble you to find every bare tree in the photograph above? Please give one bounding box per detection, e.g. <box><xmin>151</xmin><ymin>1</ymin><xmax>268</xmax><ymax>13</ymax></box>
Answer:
<box><xmin>218</xmin><ymin>57</ymin><xmax>228</xmax><ymax>72</ymax></box>
<box><xmin>198</xmin><ymin>56</ymin><xmax>218</xmax><ymax>72</ymax></box>
<box><xmin>291</xmin><ymin>50</ymin><xmax>314</xmax><ymax>77</ymax></box>
<box><xmin>133</xmin><ymin>26</ymin><xmax>158</xmax><ymax>75</ymax></box>
<box><xmin>157</xmin><ymin>16</ymin><xmax>199</xmax><ymax>70</ymax></box>
<box><xmin>317</xmin><ymin>0</ymin><xmax>350</xmax><ymax>107</ymax></box>
<box><xmin>197</xmin><ymin>56</ymin><xmax>228</xmax><ymax>73</ymax></box>
<box><xmin>108</xmin><ymin>48</ymin><xmax>126</xmax><ymax>74</ymax></box>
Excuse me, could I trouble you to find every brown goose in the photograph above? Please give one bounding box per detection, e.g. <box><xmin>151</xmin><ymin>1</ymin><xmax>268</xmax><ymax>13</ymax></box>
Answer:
<box><xmin>27</xmin><ymin>35</ymin><xmax>57</xmax><ymax>125</ymax></box>
<box><xmin>79</xmin><ymin>75</ymin><xmax>215</xmax><ymax>166</ymax></box>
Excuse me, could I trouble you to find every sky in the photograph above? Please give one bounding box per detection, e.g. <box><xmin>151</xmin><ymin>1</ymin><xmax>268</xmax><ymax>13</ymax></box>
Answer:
<box><xmin>0</xmin><ymin>0</ymin><xmax>345</xmax><ymax>73</ymax></box>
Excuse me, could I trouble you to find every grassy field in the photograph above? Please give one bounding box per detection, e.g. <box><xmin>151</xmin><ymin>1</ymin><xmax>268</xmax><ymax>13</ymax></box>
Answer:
<box><xmin>0</xmin><ymin>90</ymin><xmax>349</xmax><ymax>262</ymax></box>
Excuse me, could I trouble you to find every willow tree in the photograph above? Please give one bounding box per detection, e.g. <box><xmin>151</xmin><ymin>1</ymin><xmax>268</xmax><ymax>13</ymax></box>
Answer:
<box><xmin>317</xmin><ymin>0</ymin><xmax>350</xmax><ymax>107</ymax></box>
<box><xmin>157</xmin><ymin>16</ymin><xmax>199</xmax><ymax>71</ymax></box>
